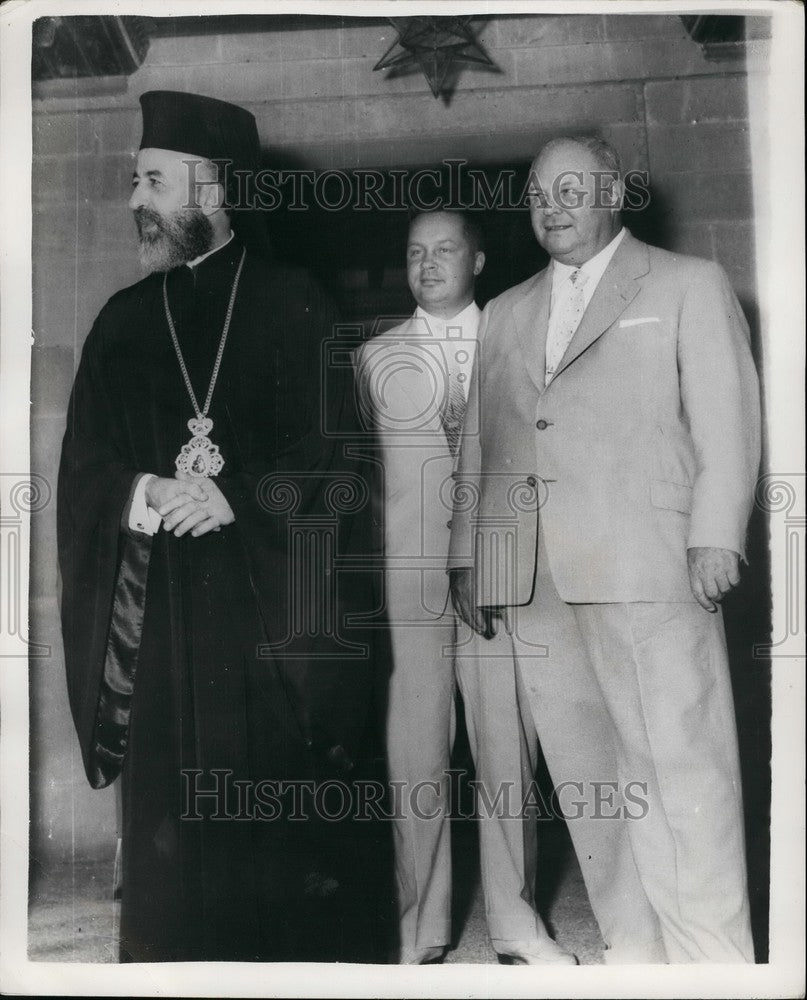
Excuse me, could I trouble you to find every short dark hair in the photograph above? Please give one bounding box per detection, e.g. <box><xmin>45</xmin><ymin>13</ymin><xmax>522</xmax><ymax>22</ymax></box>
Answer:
<box><xmin>536</xmin><ymin>135</ymin><xmax>623</xmax><ymax>178</ymax></box>
<box><xmin>407</xmin><ymin>207</ymin><xmax>485</xmax><ymax>254</ymax></box>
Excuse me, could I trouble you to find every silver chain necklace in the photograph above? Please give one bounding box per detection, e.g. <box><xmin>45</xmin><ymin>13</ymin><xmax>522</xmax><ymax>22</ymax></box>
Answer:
<box><xmin>163</xmin><ymin>246</ymin><xmax>246</xmax><ymax>478</ymax></box>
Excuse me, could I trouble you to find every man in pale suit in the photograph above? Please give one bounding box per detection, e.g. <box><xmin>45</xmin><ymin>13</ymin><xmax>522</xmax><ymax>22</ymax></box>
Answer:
<box><xmin>450</xmin><ymin>136</ymin><xmax>760</xmax><ymax>963</ymax></box>
<box><xmin>357</xmin><ymin>210</ymin><xmax>575</xmax><ymax>964</ymax></box>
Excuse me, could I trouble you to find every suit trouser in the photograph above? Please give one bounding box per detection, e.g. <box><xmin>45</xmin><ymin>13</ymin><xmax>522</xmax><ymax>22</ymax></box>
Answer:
<box><xmin>387</xmin><ymin>584</ymin><xmax>557</xmax><ymax>957</ymax></box>
<box><xmin>455</xmin><ymin>627</ymin><xmax>556</xmax><ymax>946</ymax></box>
<box><xmin>510</xmin><ymin>526</ymin><xmax>754</xmax><ymax>962</ymax></box>
<box><xmin>384</xmin><ymin>579</ymin><xmax>456</xmax><ymax>960</ymax></box>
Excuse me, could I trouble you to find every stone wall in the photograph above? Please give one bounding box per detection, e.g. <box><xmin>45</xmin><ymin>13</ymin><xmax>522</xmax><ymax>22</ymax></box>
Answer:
<box><xmin>30</xmin><ymin>13</ymin><xmax>771</xmax><ymax>867</ymax></box>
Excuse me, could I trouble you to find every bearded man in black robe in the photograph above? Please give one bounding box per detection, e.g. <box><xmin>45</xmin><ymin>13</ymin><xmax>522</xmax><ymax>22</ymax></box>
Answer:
<box><xmin>57</xmin><ymin>91</ymin><xmax>381</xmax><ymax>963</ymax></box>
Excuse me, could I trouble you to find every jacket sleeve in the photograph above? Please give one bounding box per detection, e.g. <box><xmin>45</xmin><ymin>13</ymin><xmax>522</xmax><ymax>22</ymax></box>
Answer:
<box><xmin>677</xmin><ymin>261</ymin><xmax>761</xmax><ymax>558</ymax></box>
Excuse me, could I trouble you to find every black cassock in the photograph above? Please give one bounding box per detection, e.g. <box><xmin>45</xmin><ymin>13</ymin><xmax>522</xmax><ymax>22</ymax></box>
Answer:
<box><xmin>58</xmin><ymin>237</ymin><xmax>383</xmax><ymax>962</ymax></box>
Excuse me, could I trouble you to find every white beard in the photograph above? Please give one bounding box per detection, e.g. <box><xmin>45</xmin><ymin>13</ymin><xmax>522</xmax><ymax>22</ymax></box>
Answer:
<box><xmin>135</xmin><ymin>206</ymin><xmax>213</xmax><ymax>273</ymax></box>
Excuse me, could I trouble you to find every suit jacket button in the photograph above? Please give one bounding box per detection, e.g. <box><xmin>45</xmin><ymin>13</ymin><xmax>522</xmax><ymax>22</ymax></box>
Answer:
<box><xmin>446</xmin><ymin>519</ymin><xmax>453</xmax><ymax>529</ymax></box>
<box><xmin>526</xmin><ymin>476</ymin><xmax>537</xmax><ymax>488</ymax></box>
<box><xmin>536</xmin><ymin>419</ymin><xmax>549</xmax><ymax>430</ymax></box>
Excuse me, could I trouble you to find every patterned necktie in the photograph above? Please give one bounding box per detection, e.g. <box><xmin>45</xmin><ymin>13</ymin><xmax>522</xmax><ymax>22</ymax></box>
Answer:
<box><xmin>545</xmin><ymin>268</ymin><xmax>589</xmax><ymax>386</ymax></box>
<box><xmin>441</xmin><ymin>369</ymin><xmax>467</xmax><ymax>457</ymax></box>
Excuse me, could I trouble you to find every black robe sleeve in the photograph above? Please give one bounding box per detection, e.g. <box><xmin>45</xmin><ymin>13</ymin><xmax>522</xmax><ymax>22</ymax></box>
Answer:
<box><xmin>57</xmin><ymin>315</ymin><xmax>152</xmax><ymax>789</ymax></box>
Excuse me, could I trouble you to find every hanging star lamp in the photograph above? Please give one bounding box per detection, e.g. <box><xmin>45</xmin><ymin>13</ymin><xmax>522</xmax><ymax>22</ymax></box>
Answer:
<box><xmin>373</xmin><ymin>16</ymin><xmax>497</xmax><ymax>100</ymax></box>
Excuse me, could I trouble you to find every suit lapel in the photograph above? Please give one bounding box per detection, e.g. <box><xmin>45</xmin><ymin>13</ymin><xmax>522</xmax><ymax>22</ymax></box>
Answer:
<box><xmin>512</xmin><ymin>269</ymin><xmax>551</xmax><ymax>392</ymax></box>
<box><xmin>553</xmin><ymin>232</ymin><xmax>650</xmax><ymax>379</ymax></box>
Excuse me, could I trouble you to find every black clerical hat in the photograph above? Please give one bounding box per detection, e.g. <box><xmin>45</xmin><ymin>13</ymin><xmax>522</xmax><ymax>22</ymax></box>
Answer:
<box><xmin>138</xmin><ymin>90</ymin><xmax>260</xmax><ymax>173</ymax></box>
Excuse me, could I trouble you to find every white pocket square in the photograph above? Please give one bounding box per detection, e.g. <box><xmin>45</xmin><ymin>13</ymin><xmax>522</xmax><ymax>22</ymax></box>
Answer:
<box><xmin>619</xmin><ymin>317</ymin><xmax>660</xmax><ymax>328</ymax></box>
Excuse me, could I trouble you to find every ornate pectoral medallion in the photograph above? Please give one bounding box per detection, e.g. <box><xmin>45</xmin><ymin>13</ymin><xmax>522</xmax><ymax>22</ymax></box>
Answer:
<box><xmin>163</xmin><ymin>247</ymin><xmax>246</xmax><ymax>480</ymax></box>
<box><xmin>175</xmin><ymin>417</ymin><xmax>224</xmax><ymax>478</ymax></box>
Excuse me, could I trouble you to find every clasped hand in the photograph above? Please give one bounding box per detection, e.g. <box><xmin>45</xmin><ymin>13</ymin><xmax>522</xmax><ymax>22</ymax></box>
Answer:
<box><xmin>145</xmin><ymin>471</ymin><xmax>235</xmax><ymax>538</ymax></box>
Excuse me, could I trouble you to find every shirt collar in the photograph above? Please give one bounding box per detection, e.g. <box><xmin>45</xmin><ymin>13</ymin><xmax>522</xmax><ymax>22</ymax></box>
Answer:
<box><xmin>186</xmin><ymin>230</ymin><xmax>235</xmax><ymax>269</ymax></box>
<box><xmin>551</xmin><ymin>227</ymin><xmax>626</xmax><ymax>289</ymax></box>
<box><xmin>414</xmin><ymin>300</ymin><xmax>481</xmax><ymax>334</ymax></box>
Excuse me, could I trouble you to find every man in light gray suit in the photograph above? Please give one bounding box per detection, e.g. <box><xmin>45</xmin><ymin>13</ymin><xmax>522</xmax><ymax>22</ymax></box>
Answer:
<box><xmin>357</xmin><ymin>209</ymin><xmax>575</xmax><ymax>965</ymax></box>
<box><xmin>450</xmin><ymin>136</ymin><xmax>760</xmax><ymax>963</ymax></box>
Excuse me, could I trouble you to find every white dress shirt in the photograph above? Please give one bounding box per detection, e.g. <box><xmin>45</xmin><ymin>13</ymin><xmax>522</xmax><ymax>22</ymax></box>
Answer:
<box><xmin>548</xmin><ymin>226</ymin><xmax>626</xmax><ymax>313</ymax></box>
<box><xmin>544</xmin><ymin>228</ymin><xmax>625</xmax><ymax>385</ymax></box>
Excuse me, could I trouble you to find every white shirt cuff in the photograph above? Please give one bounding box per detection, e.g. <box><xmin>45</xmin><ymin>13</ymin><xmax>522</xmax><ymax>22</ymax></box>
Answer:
<box><xmin>129</xmin><ymin>473</ymin><xmax>162</xmax><ymax>536</ymax></box>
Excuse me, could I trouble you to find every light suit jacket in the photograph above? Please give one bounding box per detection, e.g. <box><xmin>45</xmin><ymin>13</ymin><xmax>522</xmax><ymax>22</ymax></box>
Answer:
<box><xmin>357</xmin><ymin>310</ymin><xmax>480</xmax><ymax>619</ymax></box>
<box><xmin>447</xmin><ymin>231</ymin><xmax>761</xmax><ymax>606</ymax></box>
